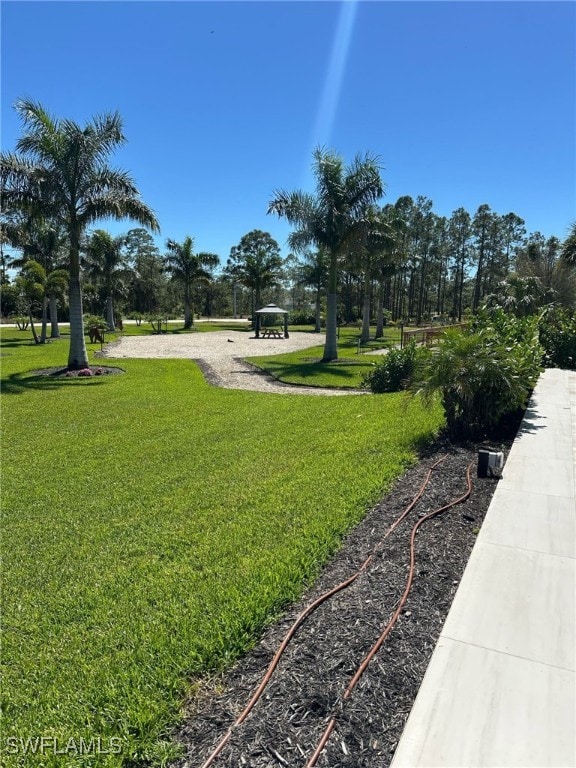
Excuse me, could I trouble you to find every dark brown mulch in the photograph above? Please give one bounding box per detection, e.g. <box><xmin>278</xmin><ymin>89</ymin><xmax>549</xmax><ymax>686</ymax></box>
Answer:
<box><xmin>171</xmin><ymin>431</ymin><xmax>516</xmax><ymax>768</ymax></box>
<box><xmin>32</xmin><ymin>365</ymin><xmax>125</xmax><ymax>377</ymax></box>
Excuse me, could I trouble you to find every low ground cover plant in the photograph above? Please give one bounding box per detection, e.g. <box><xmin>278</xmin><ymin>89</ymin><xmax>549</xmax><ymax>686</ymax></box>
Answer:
<box><xmin>1</xmin><ymin>327</ymin><xmax>442</xmax><ymax>767</ymax></box>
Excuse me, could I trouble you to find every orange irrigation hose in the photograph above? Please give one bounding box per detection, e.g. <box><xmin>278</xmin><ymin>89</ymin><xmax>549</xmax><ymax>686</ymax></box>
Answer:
<box><xmin>200</xmin><ymin>455</ymin><xmax>448</xmax><ymax>768</ymax></box>
<box><xmin>305</xmin><ymin>461</ymin><xmax>474</xmax><ymax>767</ymax></box>
<box><xmin>382</xmin><ymin>454</ymin><xmax>447</xmax><ymax>539</ymax></box>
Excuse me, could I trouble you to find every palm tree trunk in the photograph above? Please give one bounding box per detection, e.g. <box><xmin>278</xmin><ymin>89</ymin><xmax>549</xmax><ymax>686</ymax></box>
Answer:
<box><xmin>323</xmin><ymin>293</ymin><xmax>338</xmax><ymax>361</ymax></box>
<box><xmin>68</xmin><ymin>228</ymin><xmax>89</xmax><ymax>369</ymax></box>
<box><xmin>106</xmin><ymin>295</ymin><xmax>115</xmax><ymax>330</ymax></box>
<box><xmin>28</xmin><ymin>306</ymin><xmax>39</xmax><ymax>344</ymax></box>
<box><xmin>49</xmin><ymin>294</ymin><xmax>60</xmax><ymax>338</ymax></box>
<box><xmin>40</xmin><ymin>295</ymin><xmax>49</xmax><ymax>343</ymax></box>
<box><xmin>360</xmin><ymin>271</ymin><xmax>371</xmax><ymax>343</ymax></box>
<box><xmin>183</xmin><ymin>285</ymin><xmax>192</xmax><ymax>329</ymax></box>
<box><xmin>67</xmin><ymin>275</ymin><xmax>89</xmax><ymax>369</ymax></box>
<box><xmin>183</xmin><ymin>302</ymin><xmax>192</xmax><ymax>328</ymax></box>
<box><xmin>314</xmin><ymin>288</ymin><xmax>322</xmax><ymax>332</ymax></box>
<box><xmin>323</xmin><ymin>253</ymin><xmax>339</xmax><ymax>361</ymax></box>
<box><xmin>375</xmin><ymin>283</ymin><xmax>384</xmax><ymax>339</ymax></box>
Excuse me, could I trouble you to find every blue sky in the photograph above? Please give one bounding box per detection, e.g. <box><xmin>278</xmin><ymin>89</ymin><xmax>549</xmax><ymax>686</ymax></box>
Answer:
<box><xmin>2</xmin><ymin>1</ymin><xmax>575</xmax><ymax>265</ymax></box>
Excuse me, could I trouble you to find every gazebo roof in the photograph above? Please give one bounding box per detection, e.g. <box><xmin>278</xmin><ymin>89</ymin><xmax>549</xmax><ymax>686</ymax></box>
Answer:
<box><xmin>255</xmin><ymin>303</ymin><xmax>288</xmax><ymax>314</ymax></box>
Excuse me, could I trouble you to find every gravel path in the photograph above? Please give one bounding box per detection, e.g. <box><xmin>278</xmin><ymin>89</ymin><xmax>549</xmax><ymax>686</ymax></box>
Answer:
<box><xmin>100</xmin><ymin>331</ymin><xmax>366</xmax><ymax>396</ymax></box>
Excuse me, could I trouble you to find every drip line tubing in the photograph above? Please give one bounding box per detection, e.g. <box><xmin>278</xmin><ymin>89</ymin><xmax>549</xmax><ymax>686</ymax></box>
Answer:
<box><xmin>304</xmin><ymin>461</ymin><xmax>474</xmax><ymax>767</ymax></box>
<box><xmin>200</xmin><ymin>455</ymin><xmax>448</xmax><ymax>768</ymax></box>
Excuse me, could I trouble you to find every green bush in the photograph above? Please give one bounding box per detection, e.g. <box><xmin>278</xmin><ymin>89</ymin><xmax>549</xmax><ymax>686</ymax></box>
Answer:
<box><xmin>361</xmin><ymin>342</ymin><xmax>424</xmax><ymax>393</ymax></box>
<box><xmin>130</xmin><ymin>311</ymin><xmax>145</xmax><ymax>327</ymax></box>
<box><xmin>288</xmin><ymin>309</ymin><xmax>316</xmax><ymax>325</ymax></box>
<box><xmin>148</xmin><ymin>314</ymin><xmax>169</xmax><ymax>333</ymax></box>
<box><xmin>414</xmin><ymin>315</ymin><xmax>542</xmax><ymax>437</ymax></box>
<box><xmin>83</xmin><ymin>314</ymin><xmax>107</xmax><ymax>332</ymax></box>
<box><xmin>538</xmin><ymin>308</ymin><xmax>576</xmax><ymax>370</ymax></box>
<box><xmin>12</xmin><ymin>315</ymin><xmax>30</xmax><ymax>330</ymax></box>
<box><xmin>1</xmin><ymin>283</ymin><xmax>21</xmax><ymax>317</ymax></box>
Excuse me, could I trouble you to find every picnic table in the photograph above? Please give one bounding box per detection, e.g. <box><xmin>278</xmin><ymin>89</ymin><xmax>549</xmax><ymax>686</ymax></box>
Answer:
<box><xmin>261</xmin><ymin>328</ymin><xmax>284</xmax><ymax>339</ymax></box>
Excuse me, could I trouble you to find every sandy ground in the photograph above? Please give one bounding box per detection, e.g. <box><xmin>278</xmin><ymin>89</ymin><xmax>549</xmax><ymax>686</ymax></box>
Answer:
<box><xmin>100</xmin><ymin>331</ymin><xmax>366</xmax><ymax>396</ymax></box>
<box><xmin>102</xmin><ymin>330</ymin><xmax>320</xmax><ymax>360</ymax></box>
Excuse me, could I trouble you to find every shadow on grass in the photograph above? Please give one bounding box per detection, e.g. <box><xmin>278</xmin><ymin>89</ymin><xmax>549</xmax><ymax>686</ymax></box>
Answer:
<box><xmin>0</xmin><ymin>337</ymin><xmax>67</xmax><ymax>349</ymax></box>
<box><xmin>194</xmin><ymin>323</ymin><xmax>254</xmax><ymax>333</ymax></box>
<box><xmin>2</xmin><ymin>370</ymin><xmax>112</xmax><ymax>395</ymax></box>
<box><xmin>258</xmin><ymin>358</ymin><xmax>372</xmax><ymax>387</ymax></box>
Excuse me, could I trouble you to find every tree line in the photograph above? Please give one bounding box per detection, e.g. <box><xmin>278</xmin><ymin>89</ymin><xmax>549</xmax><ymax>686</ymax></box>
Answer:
<box><xmin>2</xmin><ymin>100</ymin><xmax>575</xmax><ymax>368</ymax></box>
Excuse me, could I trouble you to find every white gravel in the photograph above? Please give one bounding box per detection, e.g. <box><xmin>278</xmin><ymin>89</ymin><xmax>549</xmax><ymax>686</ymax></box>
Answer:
<box><xmin>102</xmin><ymin>330</ymin><xmax>320</xmax><ymax>360</ymax></box>
<box><xmin>100</xmin><ymin>331</ymin><xmax>366</xmax><ymax>396</ymax></box>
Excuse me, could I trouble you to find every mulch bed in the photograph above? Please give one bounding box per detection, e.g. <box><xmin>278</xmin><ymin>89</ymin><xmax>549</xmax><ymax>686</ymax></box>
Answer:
<box><xmin>171</xmin><ymin>430</ymin><xmax>517</xmax><ymax>768</ymax></box>
<box><xmin>32</xmin><ymin>365</ymin><xmax>125</xmax><ymax>378</ymax></box>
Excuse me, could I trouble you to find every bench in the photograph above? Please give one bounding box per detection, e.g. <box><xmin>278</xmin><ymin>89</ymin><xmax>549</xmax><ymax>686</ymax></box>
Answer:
<box><xmin>261</xmin><ymin>328</ymin><xmax>283</xmax><ymax>339</ymax></box>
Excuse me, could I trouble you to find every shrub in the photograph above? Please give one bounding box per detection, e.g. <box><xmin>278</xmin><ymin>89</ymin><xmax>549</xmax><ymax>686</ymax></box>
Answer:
<box><xmin>538</xmin><ymin>308</ymin><xmax>576</xmax><ymax>370</ymax></box>
<box><xmin>83</xmin><ymin>314</ymin><xmax>107</xmax><ymax>333</ymax></box>
<box><xmin>12</xmin><ymin>315</ymin><xmax>30</xmax><ymax>331</ymax></box>
<box><xmin>1</xmin><ymin>284</ymin><xmax>21</xmax><ymax>317</ymax></box>
<box><xmin>288</xmin><ymin>309</ymin><xmax>316</xmax><ymax>325</ymax></box>
<box><xmin>413</xmin><ymin>318</ymin><xmax>542</xmax><ymax>437</ymax></box>
<box><xmin>361</xmin><ymin>342</ymin><xmax>424</xmax><ymax>393</ymax></box>
<box><xmin>148</xmin><ymin>314</ymin><xmax>167</xmax><ymax>334</ymax></box>
<box><xmin>130</xmin><ymin>312</ymin><xmax>145</xmax><ymax>327</ymax></box>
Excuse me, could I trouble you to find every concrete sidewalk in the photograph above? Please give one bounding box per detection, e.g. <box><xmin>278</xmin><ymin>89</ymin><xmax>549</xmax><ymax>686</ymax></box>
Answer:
<box><xmin>391</xmin><ymin>368</ymin><xmax>576</xmax><ymax>768</ymax></box>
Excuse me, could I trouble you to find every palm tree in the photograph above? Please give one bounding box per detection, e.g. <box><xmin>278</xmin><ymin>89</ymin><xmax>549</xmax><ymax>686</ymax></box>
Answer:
<box><xmin>484</xmin><ymin>275</ymin><xmax>553</xmax><ymax>317</ymax></box>
<box><xmin>45</xmin><ymin>268</ymin><xmax>69</xmax><ymax>339</ymax></box>
<box><xmin>347</xmin><ymin>206</ymin><xmax>396</xmax><ymax>343</ymax></box>
<box><xmin>515</xmin><ymin>234</ymin><xmax>576</xmax><ymax>311</ymax></box>
<box><xmin>15</xmin><ymin>259</ymin><xmax>45</xmax><ymax>343</ymax></box>
<box><xmin>1</xmin><ymin>99</ymin><xmax>159</xmax><ymax>368</ymax></box>
<box><xmin>268</xmin><ymin>147</ymin><xmax>385</xmax><ymax>361</ymax></box>
<box><xmin>298</xmin><ymin>249</ymin><xmax>328</xmax><ymax>332</ymax></box>
<box><xmin>561</xmin><ymin>222</ymin><xmax>576</xmax><ymax>265</ymax></box>
<box><xmin>84</xmin><ymin>229</ymin><xmax>128</xmax><ymax>330</ymax></box>
<box><xmin>2</xmin><ymin>212</ymin><xmax>69</xmax><ymax>341</ymax></box>
<box><xmin>164</xmin><ymin>236</ymin><xmax>219</xmax><ymax>328</ymax></box>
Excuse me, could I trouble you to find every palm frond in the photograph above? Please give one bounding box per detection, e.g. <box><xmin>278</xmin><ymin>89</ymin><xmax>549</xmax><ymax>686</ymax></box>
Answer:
<box><xmin>14</xmin><ymin>99</ymin><xmax>58</xmax><ymax>138</ymax></box>
<box><xmin>287</xmin><ymin>229</ymin><xmax>315</xmax><ymax>254</ymax></box>
<box><xmin>80</xmin><ymin>167</ymin><xmax>139</xmax><ymax>197</ymax></box>
<box><xmin>267</xmin><ymin>190</ymin><xmax>317</xmax><ymax>222</ymax></box>
<box><xmin>81</xmin><ymin>194</ymin><xmax>159</xmax><ymax>232</ymax></box>
<box><xmin>197</xmin><ymin>252</ymin><xmax>220</xmax><ymax>269</ymax></box>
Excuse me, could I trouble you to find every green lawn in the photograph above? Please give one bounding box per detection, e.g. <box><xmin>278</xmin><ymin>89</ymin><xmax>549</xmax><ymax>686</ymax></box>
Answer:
<box><xmin>246</xmin><ymin>326</ymin><xmax>401</xmax><ymax>388</ymax></box>
<box><xmin>1</xmin><ymin>327</ymin><xmax>442</xmax><ymax>767</ymax></box>
<box><xmin>104</xmin><ymin>319</ymin><xmax>253</xmax><ymax>337</ymax></box>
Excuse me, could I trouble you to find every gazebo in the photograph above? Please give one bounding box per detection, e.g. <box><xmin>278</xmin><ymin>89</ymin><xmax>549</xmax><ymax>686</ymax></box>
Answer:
<box><xmin>254</xmin><ymin>303</ymin><xmax>289</xmax><ymax>339</ymax></box>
